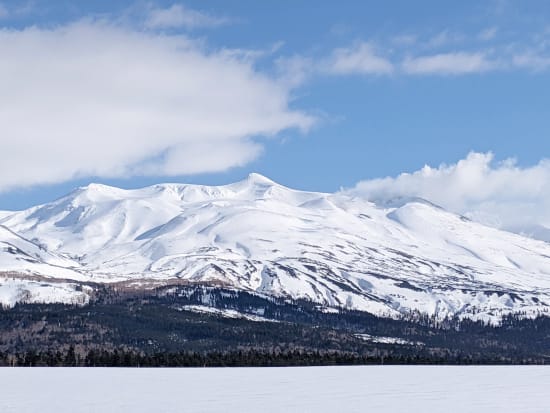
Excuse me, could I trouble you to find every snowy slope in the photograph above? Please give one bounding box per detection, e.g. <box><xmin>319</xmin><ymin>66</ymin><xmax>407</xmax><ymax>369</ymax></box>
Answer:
<box><xmin>0</xmin><ymin>225</ymin><xmax>90</xmax><ymax>306</ymax></box>
<box><xmin>1</xmin><ymin>173</ymin><xmax>550</xmax><ymax>321</ymax></box>
<box><xmin>0</xmin><ymin>224</ymin><xmax>83</xmax><ymax>277</ymax></box>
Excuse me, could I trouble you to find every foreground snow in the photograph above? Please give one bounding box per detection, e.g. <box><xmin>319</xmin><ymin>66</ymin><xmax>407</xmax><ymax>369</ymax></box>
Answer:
<box><xmin>1</xmin><ymin>173</ymin><xmax>550</xmax><ymax>321</ymax></box>
<box><xmin>1</xmin><ymin>366</ymin><xmax>548</xmax><ymax>412</ymax></box>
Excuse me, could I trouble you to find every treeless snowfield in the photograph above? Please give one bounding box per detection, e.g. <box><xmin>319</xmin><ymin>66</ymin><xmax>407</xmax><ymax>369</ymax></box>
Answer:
<box><xmin>1</xmin><ymin>366</ymin><xmax>548</xmax><ymax>412</ymax></box>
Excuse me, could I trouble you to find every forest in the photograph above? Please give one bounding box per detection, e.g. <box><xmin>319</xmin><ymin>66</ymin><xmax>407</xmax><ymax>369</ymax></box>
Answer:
<box><xmin>0</xmin><ymin>285</ymin><xmax>549</xmax><ymax>366</ymax></box>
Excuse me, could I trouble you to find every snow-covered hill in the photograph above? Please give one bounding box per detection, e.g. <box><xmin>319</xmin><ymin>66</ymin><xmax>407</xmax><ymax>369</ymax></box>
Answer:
<box><xmin>1</xmin><ymin>173</ymin><xmax>550</xmax><ymax>322</ymax></box>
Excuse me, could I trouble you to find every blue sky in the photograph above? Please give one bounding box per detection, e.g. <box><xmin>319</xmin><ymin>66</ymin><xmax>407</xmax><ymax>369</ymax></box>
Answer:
<box><xmin>0</xmin><ymin>0</ymin><xmax>550</xmax><ymax>216</ymax></box>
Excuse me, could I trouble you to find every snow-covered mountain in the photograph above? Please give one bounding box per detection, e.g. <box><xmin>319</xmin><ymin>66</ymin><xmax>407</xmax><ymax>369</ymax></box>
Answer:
<box><xmin>1</xmin><ymin>173</ymin><xmax>550</xmax><ymax>322</ymax></box>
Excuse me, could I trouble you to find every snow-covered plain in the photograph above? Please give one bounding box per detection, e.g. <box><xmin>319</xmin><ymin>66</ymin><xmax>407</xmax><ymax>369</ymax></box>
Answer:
<box><xmin>1</xmin><ymin>366</ymin><xmax>548</xmax><ymax>413</ymax></box>
<box><xmin>1</xmin><ymin>173</ymin><xmax>550</xmax><ymax>321</ymax></box>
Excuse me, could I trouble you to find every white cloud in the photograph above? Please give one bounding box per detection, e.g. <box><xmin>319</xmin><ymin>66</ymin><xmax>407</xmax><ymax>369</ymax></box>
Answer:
<box><xmin>348</xmin><ymin>152</ymin><xmax>550</xmax><ymax>240</ymax></box>
<box><xmin>402</xmin><ymin>52</ymin><xmax>495</xmax><ymax>75</ymax></box>
<box><xmin>512</xmin><ymin>53</ymin><xmax>550</xmax><ymax>71</ymax></box>
<box><xmin>275</xmin><ymin>43</ymin><xmax>393</xmax><ymax>84</ymax></box>
<box><xmin>282</xmin><ymin>32</ymin><xmax>550</xmax><ymax>84</ymax></box>
<box><xmin>0</xmin><ymin>21</ymin><xmax>314</xmax><ymax>192</ymax></box>
<box><xmin>275</xmin><ymin>54</ymin><xmax>314</xmax><ymax>87</ymax></box>
<box><xmin>145</xmin><ymin>4</ymin><xmax>229</xmax><ymax>29</ymax></box>
<box><xmin>325</xmin><ymin>42</ymin><xmax>394</xmax><ymax>75</ymax></box>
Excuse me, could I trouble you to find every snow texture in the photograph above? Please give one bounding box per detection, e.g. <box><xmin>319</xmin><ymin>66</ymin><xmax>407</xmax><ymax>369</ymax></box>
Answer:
<box><xmin>1</xmin><ymin>173</ymin><xmax>550</xmax><ymax>321</ymax></box>
<box><xmin>176</xmin><ymin>304</ymin><xmax>278</xmax><ymax>322</ymax></box>
<box><xmin>1</xmin><ymin>366</ymin><xmax>549</xmax><ymax>413</ymax></box>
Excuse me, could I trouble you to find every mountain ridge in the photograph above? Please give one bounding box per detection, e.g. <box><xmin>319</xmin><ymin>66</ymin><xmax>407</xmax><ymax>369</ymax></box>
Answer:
<box><xmin>1</xmin><ymin>174</ymin><xmax>550</xmax><ymax>323</ymax></box>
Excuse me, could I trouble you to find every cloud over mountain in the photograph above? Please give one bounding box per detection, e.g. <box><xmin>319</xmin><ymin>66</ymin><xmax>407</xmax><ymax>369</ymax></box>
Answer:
<box><xmin>0</xmin><ymin>20</ymin><xmax>313</xmax><ymax>191</ymax></box>
<box><xmin>349</xmin><ymin>152</ymin><xmax>550</xmax><ymax>240</ymax></box>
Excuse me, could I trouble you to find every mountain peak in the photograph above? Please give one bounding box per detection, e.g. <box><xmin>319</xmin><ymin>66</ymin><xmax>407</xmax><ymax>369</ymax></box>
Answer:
<box><xmin>225</xmin><ymin>173</ymin><xmax>284</xmax><ymax>196</ymax></box>
<box><xmin>72</xmin><ymin>183</ymin><xmax>127</xmax><ymax>201</ymax></box>
<box><xmin>85</xmin><ymin>182</ymin><xmax>111</xmax><ymax>190</ymax></box>
<box><xmin>245</xmin><ymin>173</ymin><xmax>278</xmax><ymax>186</ymax></box>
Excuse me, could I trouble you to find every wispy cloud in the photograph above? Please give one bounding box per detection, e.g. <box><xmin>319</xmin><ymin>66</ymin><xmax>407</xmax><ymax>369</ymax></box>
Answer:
<box><xmin>0</xmin><ymin>20</ymin><xmax>314</xmax><ymax>191</ymax></box>
<box><xmin>348</xmin><ymin>152</ymin><xmax>550</xmax><ymax>240</ymax></box>
<box><xmin>512</xmin><ymin>52</ymin><xmax>550</xmax><ymax>71</ymax></box>
<box><xmin>426</xmin><ymin>30</ymin><xmax>465</xmax><ymax>48</ymax></box>
<box><xmin>478</xmin><ymin>27</ymin><xmax>498</xmax><ymax>41</ymax></box>
<box><xmin>145</xmin><ymin>3</ymin><xmax>230</xmax><ymax>30</ymax></box>
<box><xmin>275</xmin><ymin>54</ymin><xmax>315</xmax><ymax>87</ymax></box>
<box><xmin>325</xmin><ymin>42</ymin><xmax>394</xmax><ymax>75</ymax></box>
<box><xmin>402</xmin><ymin>52</ymin><xmax>496</xmax><ymax>75</ymax></box>
<box><xmin>284</xmin><ymin>23</ymin><xmax>550</xmax><ymax>81</ymax></box>
<box><xmin>278</xmin><ymin>26</ymin><xmax>550</xmax><ymax>84</ymax></box>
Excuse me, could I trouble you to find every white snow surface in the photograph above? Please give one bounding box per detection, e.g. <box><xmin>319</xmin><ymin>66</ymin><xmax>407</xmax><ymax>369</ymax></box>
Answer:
<box><xmin>354</xmin><ymin>333</ymin><xmax>423</xmax><ymax>346</ymax></box>
<box><xmin>1</xmin><ymin>173</ymin><xmax>550</xmax><ymax>321</ymax></box>
<box><xmin>1</xmin><ymin>366</ymin><xmax>549</xmax><ymax>413</ymax></box>
<box><xmin>0</xmin><ymin>276</ymin><xmax>90</xmax><ymax>308</ymax></box>
<box><xmin>177</xmin><ymin>304</ymin><xmax>278</xmax><ymax>322</ymax></box>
